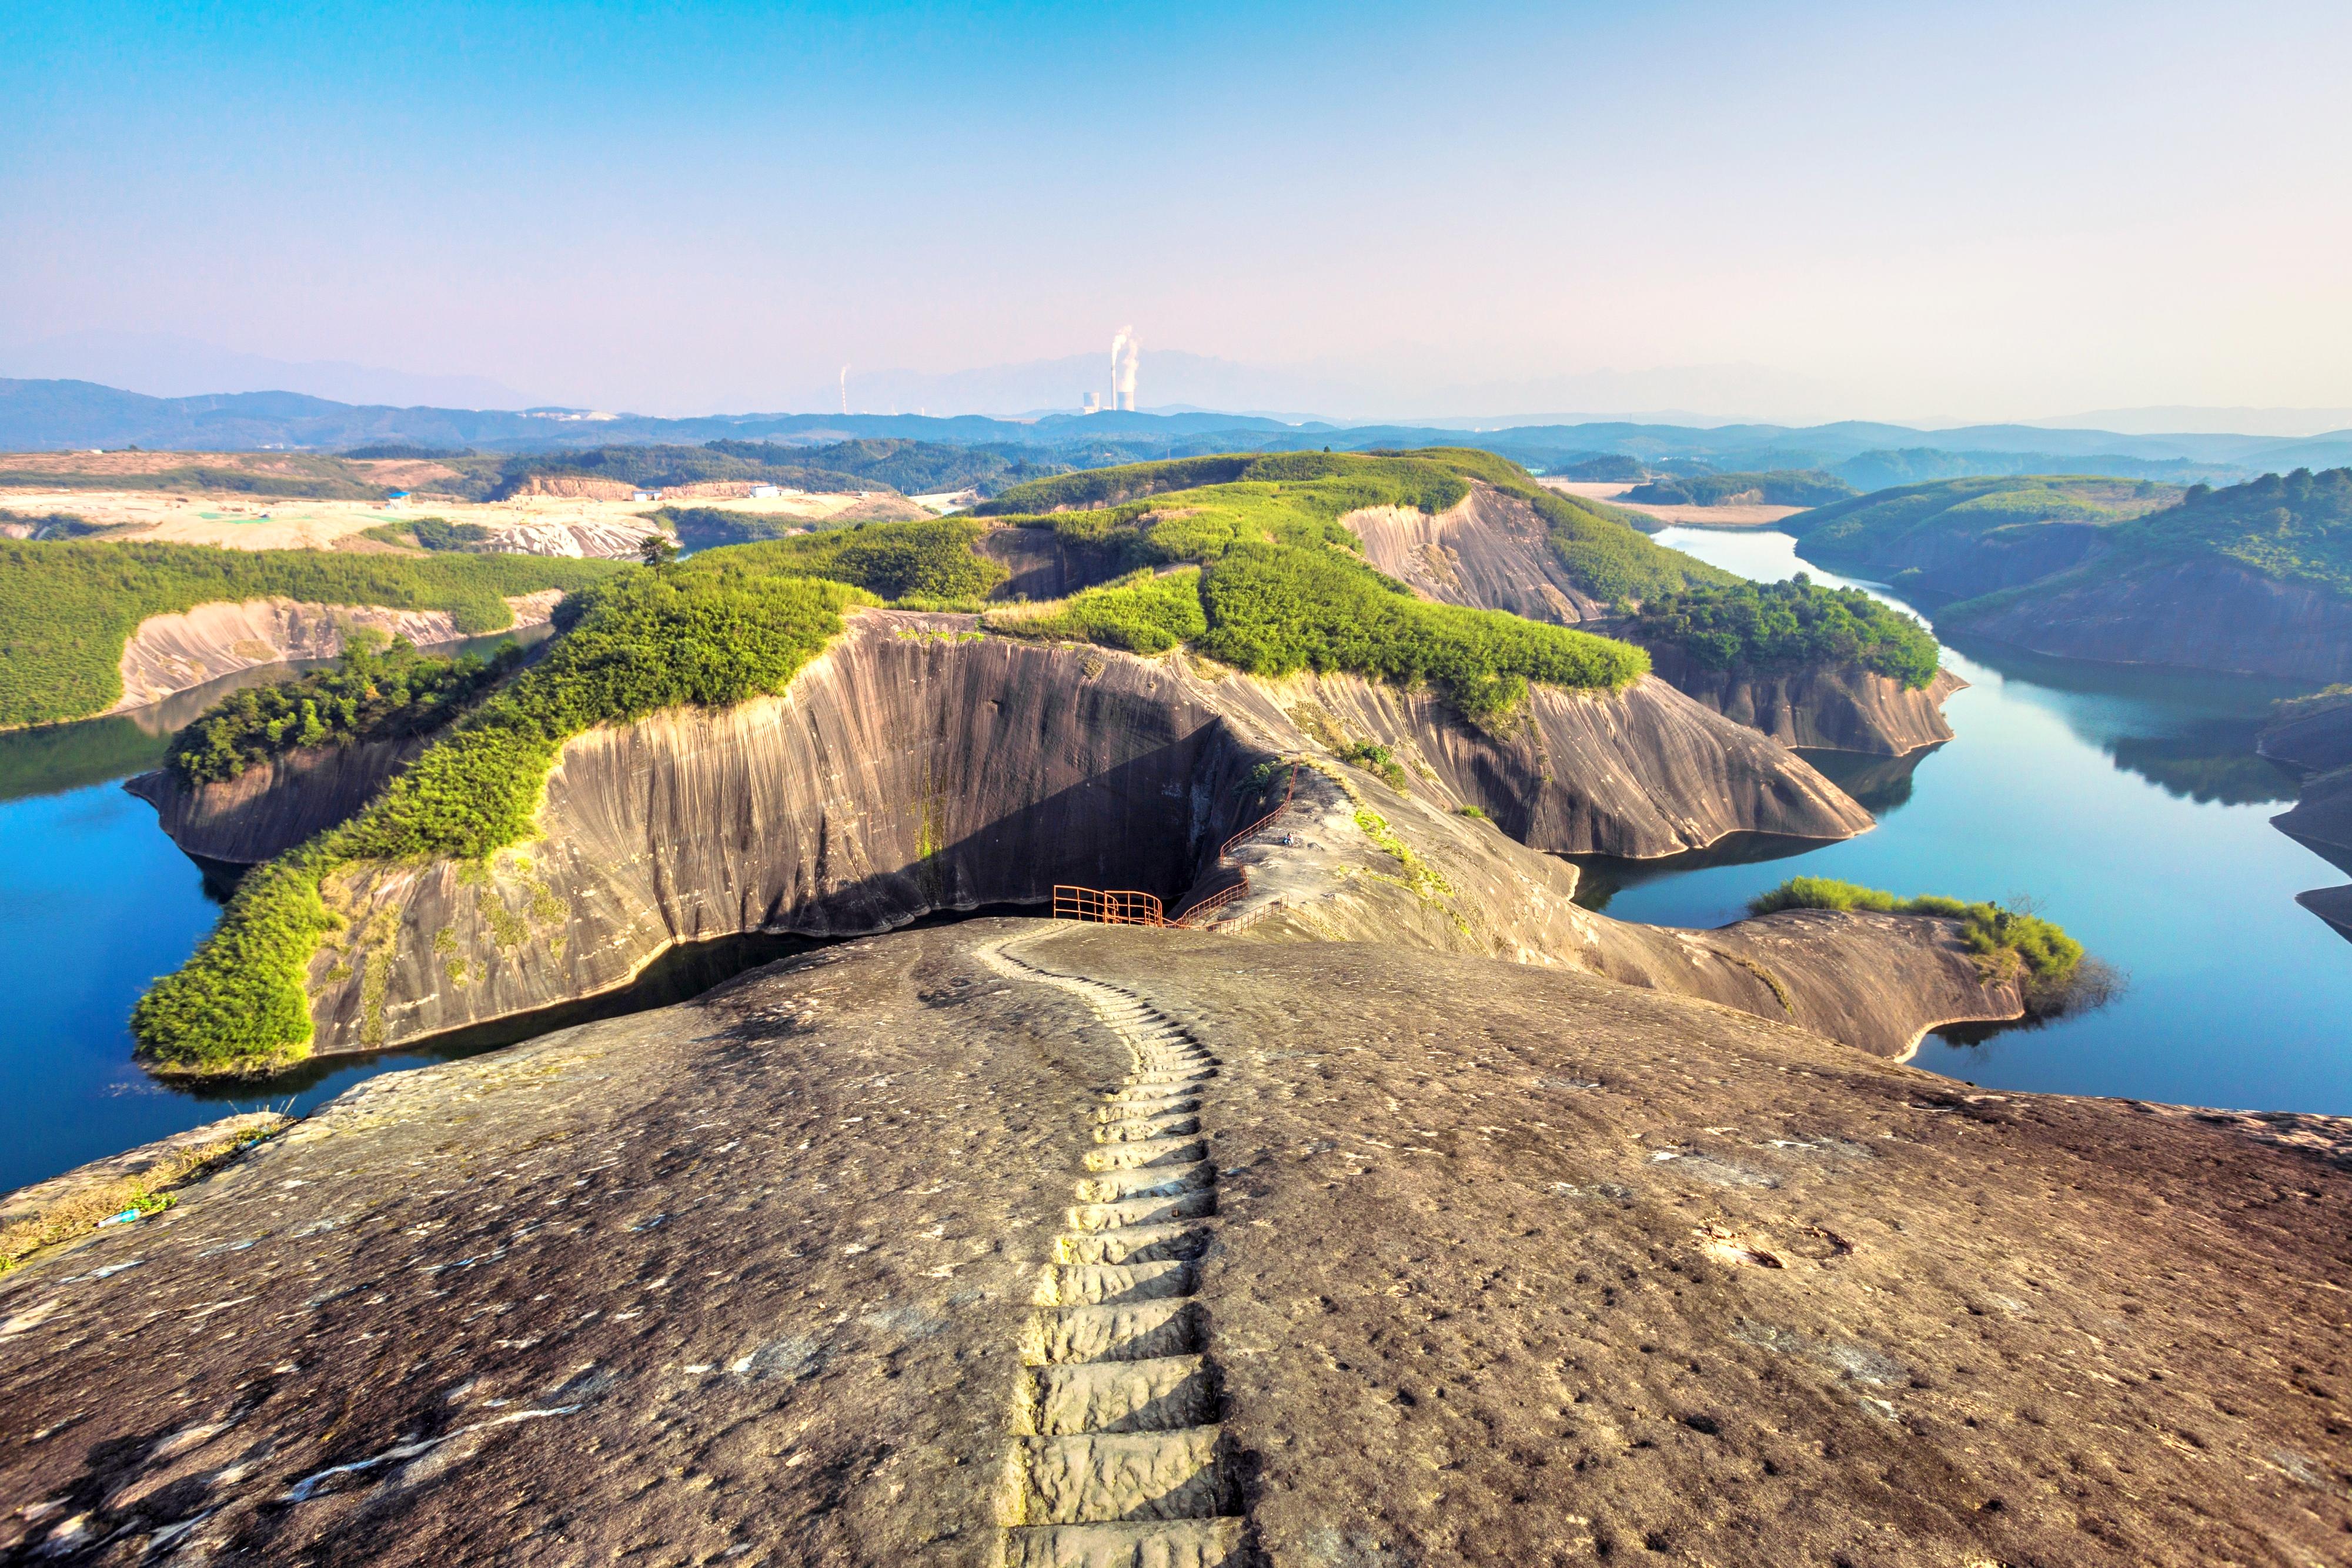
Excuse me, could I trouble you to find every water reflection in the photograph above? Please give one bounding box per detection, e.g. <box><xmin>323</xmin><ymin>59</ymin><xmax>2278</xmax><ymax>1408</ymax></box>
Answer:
<box><xmin>1796</xmin><ymin>744</ymin><xmax>1940</xmax><ymax>816</ymax></box>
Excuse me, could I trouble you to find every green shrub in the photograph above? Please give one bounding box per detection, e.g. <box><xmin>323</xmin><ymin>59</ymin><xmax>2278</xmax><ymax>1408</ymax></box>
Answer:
<box><xmin>1336</xmin><ymin>741</ymin><xmax>1409</xmax><ymax>791</ymax></box>
<box><xmin>988</xmin><ymin>569</ymin><xmax>1208</xmax><ymax>654</ymax></box>
<box><xmin>359</xmin><ymin>517</ymin><xmax>496</xmax><ymax>551</ymax></box>
<box><xmin>1195</xmin><ymin>543</ymin><xmax>1648</xmax><ymax>720</ymax></box>
<box><xmin>132</xmin><ymin>560</ymin><xmax>876</xmax><ymax>1074</ymax></box>
<box><xmin>0</xmin><ymin>539</ymin><xmax>621</xmax><ymax>727</ymax></box>
<box><xmin>1748</xmin><ymin>877</ymin><xmax>2094</xmax><ymax>1009</ymax></box>
<box><xmin>1629</xmin><ymin>575</ymin><xmax>1940</xmax><ymax>688</ymax></box>
<box><xmin>704</xmin><ymin>520</ymin><xmax>1010</xmax><ymax>600</ymax></box>
<box><xmin>166</xmin><ymin>633</ymin><xmax>526</xmax><ymax>785</ymax></box>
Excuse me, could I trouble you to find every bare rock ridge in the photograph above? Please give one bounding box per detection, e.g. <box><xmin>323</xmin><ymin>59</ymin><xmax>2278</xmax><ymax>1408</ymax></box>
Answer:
<box><xmin>125</xmin><ymin>735</ymin><xmax>428</xmax><ymax>867</ymax></box>
<box><xmin>201</xmin><ymin>609</ymin><xmax>2007</xmax><ymax>1061</ymax></box>
<box><xmin>110</xmin><ymin>590</ymin><xmax>566</xmax><ymax>713</ymax></box>
<box><xmin>1338</xmin><ymin>486</ymin><xmax>1960</xmax><ymax>755</ymax></box>
<box><xmin>1341</xmin><ymin>483</ymin><xmax>1609</xmax><ymax>625</ymax></box>
<box><xmin>4</xmin><ymin>923</ymin><xmax>2344</xmax><ymax>1564</ymax></box>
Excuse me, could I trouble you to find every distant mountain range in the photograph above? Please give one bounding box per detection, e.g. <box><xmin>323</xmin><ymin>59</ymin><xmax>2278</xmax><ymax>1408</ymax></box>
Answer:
<box><xmin>3</xmin><ymin>378</ymin><xmax>2348</xmax><ymax>482</ymax></box>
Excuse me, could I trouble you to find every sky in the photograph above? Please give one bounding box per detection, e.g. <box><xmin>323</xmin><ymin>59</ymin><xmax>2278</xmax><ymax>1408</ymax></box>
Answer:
<box><xmin>4</xmin><ymin>0</ymin><xmax>2350</xmax><ymax>423</ymax></box>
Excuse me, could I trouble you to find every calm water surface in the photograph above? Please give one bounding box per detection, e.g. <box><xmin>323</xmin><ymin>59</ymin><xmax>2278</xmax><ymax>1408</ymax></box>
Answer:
<box><xmin>1592</xmin><ymin>528</ymin><xmax>2352</xmax><ymax>1112</ymax></box>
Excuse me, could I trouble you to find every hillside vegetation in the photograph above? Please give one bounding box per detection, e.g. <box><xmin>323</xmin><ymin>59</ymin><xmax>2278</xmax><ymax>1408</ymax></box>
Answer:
<box><xmin>133</xmin><ymin>556</ymin><xmax>879</xmax><ymax>1074</ymax></box>
<box><xmin>420</xmin><ymin>438</ymin><xmax>1064</xmax><ymax>503</ymax></box>
<box><xmin>0</xmin><ymin>453</ymin><xmax>391</xmax><ymax>501</ymax></box>
<box><xmin>1790</xmin><ymin>475</ymin><xmax>2181</xmax><ymax>556</ymax></box>
<box><xmin>0</xmin><ymin>539</ymin><xmax>620</xmax><ymax>728</ymax></box>
<box><xmin>2122</xmin><ymin>467</ymin><xmax>2352</xmax><ymax>596</ymax></box>
<box><xmin>1624</xmin><ymin>470</ymin><xmax>1856</xmax><ymax>508</ymax></box>
<box><xmin>166</xmin><ymin>633</ymin><xmax>527</xmax><ymax>786</ymax></box>
<box><xmin>1629</xmin><ymin>576</ymin><xmax>1939</xmax><ymax>688</ymax></box>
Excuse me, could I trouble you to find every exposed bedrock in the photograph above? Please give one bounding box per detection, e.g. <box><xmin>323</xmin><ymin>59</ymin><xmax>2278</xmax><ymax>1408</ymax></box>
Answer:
<box><xmin>2260</xmin><ymin>698</ymin><xmax>2352</xmax><ymax>775</ymax></box>
<box><xmin>1938</xmin><ymin>556</ymin><xmax>2352</xmax><ymax>684</ymax></box>
<box><xmin>237</xmin><ymin>610</ymin><xmax>2009</xmax><ymax>1061</ymax></box>
<box><xmin>1341</xmin><ymin>486</ymin><xmax>1960</xmax><ymax>755</ymax></box>
<box><xmin>110</xmin><ymin>590</ymin><xmax>567</xmax><ymax>713</ymax></box>
<box><xmin>2274</xmin><ymin>767</ymin><xmax>2352</xmax><ymax>865</ymax></box>
<box><xmin>1343</xmin><ymin>482</ymin><xmax>1611</xmax><ymax>624</ymax></box>
<box><xmin>5</xmin><ymin>923</ymin><xmax>2346</xmax><ymax>1565</ymax></box>
<box><xmin>1633</xmin><ymin>644</ymin><xmax>1963</xmax><ymax>755</ymax></box>
<box><xmin>125</xmin><ymin>735</ymin><xmax>429</xmax><ymax>867</ymax></box>
<box><xmin>973</xmin><ymin>525</ymin><xmax>1130</xmax><ymax>601</ymax></box>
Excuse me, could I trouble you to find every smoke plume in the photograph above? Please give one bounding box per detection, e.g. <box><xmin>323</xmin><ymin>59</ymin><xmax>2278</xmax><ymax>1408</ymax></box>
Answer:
<box><xmin>1110</xmin><ymin>328</ymin><xmax>1140</xmax><ymax>412</ymax></box>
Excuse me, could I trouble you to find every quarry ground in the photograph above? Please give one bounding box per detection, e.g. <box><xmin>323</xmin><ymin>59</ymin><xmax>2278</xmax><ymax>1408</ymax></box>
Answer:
<box><xmin>3</xmin><ymin>919</ymin><xmax>2346</xmax><ymax>1567</ymax></box>
<box><xmin>1539</xmin><ymin>480</ymin><xmax>1807</xmax><ymax>531</ymax></box>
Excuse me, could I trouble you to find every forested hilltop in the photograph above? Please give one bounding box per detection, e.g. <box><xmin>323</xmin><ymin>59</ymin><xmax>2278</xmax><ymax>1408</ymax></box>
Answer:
<box><xmin>1623</xmin><ymin>470</ymin><xmax>1856</xmax><ymax>507</ymax></box>
<box><xmin>0</xmin><ymin>541</ymin><xmax>619</xmax><ymax>728</ymax></box>
<box><xmin>1786</xmin><ymin>475</ymin><xmax>2184</xmax><ymax>601</ymax></box>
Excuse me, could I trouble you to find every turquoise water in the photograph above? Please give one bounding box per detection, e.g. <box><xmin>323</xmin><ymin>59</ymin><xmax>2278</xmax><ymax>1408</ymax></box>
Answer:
<box><xmin>1586</xmin><ymin>528</ymin><xmax>2352</xmax><ymax>1113</ymax></box>
<box><xmin>0</xmin><ymin>634</ymin><xmax>550</xmax><ymax>1197</ymax></box>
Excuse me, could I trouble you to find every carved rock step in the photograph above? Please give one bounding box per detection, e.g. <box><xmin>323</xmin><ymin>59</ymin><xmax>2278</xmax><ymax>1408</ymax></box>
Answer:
<box><xmin>1034</xmin><ymin>1260</ymin><xmax>1195</xmax><ymax>1306</ymax></box>
<box><xmin>1068</xmin><ymin>1191</ymin><xmax>1214</xmax><ymax>1232</ymax></box>
<box><xmin>1112</xmin><ymin>1078</ymin><xmax>1212</xmax><ymax>1102</ymax></box>
<box><xmin>1074</xmin><ymin>1162</ymin><xmax>1214</xmax><ymax>1205</ymax></box>
<box><xmin>1084</xmin><ymin>1135</ymin><xmax>1208</xmax><ymax>1172</ymax></box>
<box><xmin>998</xmin><ymin>1520</ymin><xmax>1248</xmax><ymax>1568</ymax></box>
<box><xmin>1014</xmin><ymin>1355</ymin><xmax>1218</xmax><ymax>1436</ymax></box>
<box><xmin>1095</xmin><ymin>1112</ymin><xmax>1200</xmax><ymax>1144</ymax></box>
<box><xmin>1003</xmin><ymin>1428</ymin><xmax>1232</xmax><ymax>1524</ymax></box>
<box><xmin>1021</xmin><ymin>1299</ymin><xmax>1202</xmax><ymax>1365</ymax></box>
<box><xmin>1096</xmin><ymin>1098</ymin><xmax>1197</xmax><ymax>1124</ymax></box>
<box><xmin>1054</xmin><ymin>1221</ymin><xmax>1210</xmax><ymax>1266</ymax></box>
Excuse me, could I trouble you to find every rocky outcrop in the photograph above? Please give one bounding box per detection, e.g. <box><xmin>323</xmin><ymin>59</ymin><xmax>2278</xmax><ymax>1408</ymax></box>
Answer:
<box><xmin>2300</xmin><ymin>884</ymin><xmax>2352</xmax><ymax>944</ymax></box>
<box><xmin>1344</xmin><ymin>482</ymin><xmax>1610</xmax><ymax>624</ymax></box>
<box><xmin>1635</xmin><ymin>645</ymin><xmax>1963</xmax><ymax>755</ymax></box>
<box><xmin>2260</xmin><ymin>696</ymin><xmax>2352</xmax><ymax>774</ymax></box>
<box><xmin>973</xmin><ymin>524</ymin><xmax>1129</xmax><ymax>601</ymax></box>
<box><xmin>289</xmin><ymin>612</ymin><xmax>1894</xmax><ymax>1057</ymax></box>
<box><xmin>1938</xmin><ymin>556</ymin><xmax>2352</xmax><ymax>684</ymax></box>
<box><xmin>2274</xmin><ymin>767</ymin><xmax>2352</xmax><ymax>865</ymax></box>
<box><xmin>110</xmin><ymin>590</ymin><xmax>566</xmax><ymax>713</ymax></box>
<box><xmin>5</xmin><ymin>921</ymin><xmax>2346</xmax><ymax>1566</ymax></box>
<box><xmin>125</xmin><ymin>735</ymin><xmax>429</xmax><ymax>866</ymax></box>
<box><xmin>1344</xmin><ymin>487</ymin><xmax>1960</xmax><ymax>754</ymax></box>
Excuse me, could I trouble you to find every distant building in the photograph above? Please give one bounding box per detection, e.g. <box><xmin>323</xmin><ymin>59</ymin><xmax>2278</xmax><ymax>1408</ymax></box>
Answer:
<box><xmin>750</xmin><ymin>484</ymin><xmax>780</xmax><ymax>499</ymax></box>
<box><xmin>632</xmin><ymin>489</ymin><xmax>658</xmax><ymax>502</ymax></box>
<box><xmin>386</xmin><ymin>490</ymin><xmax>412</xmax><ymax>506</ymax></box>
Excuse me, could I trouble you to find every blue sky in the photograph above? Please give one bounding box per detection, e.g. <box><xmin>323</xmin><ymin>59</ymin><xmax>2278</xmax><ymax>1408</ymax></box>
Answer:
<box><xmin>3</xmin><ymin>1</ymin><xmax>2348</xmax><ymax>419</ymax></box>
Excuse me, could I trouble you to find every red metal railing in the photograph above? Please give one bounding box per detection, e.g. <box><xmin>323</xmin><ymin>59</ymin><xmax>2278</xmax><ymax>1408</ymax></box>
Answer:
<box><xmin>1053</xmin><ymin>761</ymin><xmax>1300</xmax><ymax>931</ymax></box>
<box><xmin>1051</xmin><ymin>885</ymin><xmax>1167</xmax><ymax>925</ymax></box>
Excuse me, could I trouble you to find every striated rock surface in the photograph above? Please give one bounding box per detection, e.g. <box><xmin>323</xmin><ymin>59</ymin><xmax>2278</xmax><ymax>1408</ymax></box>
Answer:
<box><xmin>125</xmin><ymin>736</ymin><xmax>429</xmax><ymax>866</ymax></box>
<box><xmin>1938</xmin><ymin>556</ymin><xmax>2352</xmax><ymax>684</ymax></box>
<box><xmin>1632</xmin><ymin>648</ymin><xmax>1963</xmax><ymax>756</ymax></box>
<box><xmin>110</xmin><ymin>590</ymin><xmax>566</xmax><ymax>713</ymax></box>
<box><xmin>1343</xmin><ymin>482</ymin><xmax>1609</xmax><ymax>624</ymax></box>
<box><xmin>272</xmin><ymin>611</ymin><xmax>1903</xmax><ymax>1058</ymax></box>
<box><xmin>3</xmin><ymin>922</ymin><xmax>2344</xmax><ymax>1566</ymax></box>
<box><xmin>2260</xmin><ymin>696</ymin><xmax>2352</xmax><ymax>775</ymax></box>
<box><xmin>1344</xmin><ymin>486</ymin><xmax>1961</xmax><ymax>755</ymax></box>
<box><xmin>974</xmin><ymin>525</ymin><xmax>1128</xmax><ymax>602</ymax></box>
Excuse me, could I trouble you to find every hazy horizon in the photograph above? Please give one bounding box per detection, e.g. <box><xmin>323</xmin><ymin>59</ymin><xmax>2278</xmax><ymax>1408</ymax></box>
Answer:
<box><xmin>6</xmin><ymin>2</ymin><xmax>2349</xmax><ymax>426</ymax></box>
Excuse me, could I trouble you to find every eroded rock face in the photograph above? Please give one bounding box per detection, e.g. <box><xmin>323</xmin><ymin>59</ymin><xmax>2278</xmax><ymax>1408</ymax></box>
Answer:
<box><xmin>1940</xmin><ymin>556</ymin><xmax>2352</xmax><ymax>684</ymax></box>
<box><xmin>1636</xmin><ymin>646</ymin><xmax>1963</xmax><ymax>755</ymax></box>
<box><xmin>111</xmin><ymin>591</ymin><xmax>566</xmax><ymax>713</ymax></box>
<box><xmin>125</xmin><ymin>737</ymin><xmax>429</xmax><ymax>867</ymax></box>
<box><xmin>283</xmin><ymin>612</ymin><xmax>1891</xmax><ymax>1057</ymax></box>
<box><xmin>5</xmin><ymin>922</ymin><xmax>2344</xmax><ymax>1566</ymax></box>
<box><xmin>1344</xmin><ymin>482</ymin><xmax>1609</xmax><ymax>624</ymax></box>
<box><xmin>1343</xmin><ymin>487</ymin><xmax>1961</xmax><ymax>755</ymax></box>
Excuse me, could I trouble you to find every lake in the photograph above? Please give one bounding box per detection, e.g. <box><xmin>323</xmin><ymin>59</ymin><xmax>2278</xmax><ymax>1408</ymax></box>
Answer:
<box><xmin>4</xmin><ymin>557</ymin><xmax>2348</xmax><ymax>1197</ymax></box>
<box><xmin>1592</xmin><ymin>528</ymin><xmax>2352</xmax><ymax>1113</ymax></box>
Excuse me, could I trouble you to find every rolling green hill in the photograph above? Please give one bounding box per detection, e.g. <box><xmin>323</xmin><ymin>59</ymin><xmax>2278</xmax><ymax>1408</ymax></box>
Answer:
<box><xmin>1624</xmin><ymin>470</ymin><xmax>1856</xmax><ymax>508</ymax></box>
<box><xmin>0</xmin><ymin>540</ymin><xmax>622</xmax><ymax>728</ymax></box>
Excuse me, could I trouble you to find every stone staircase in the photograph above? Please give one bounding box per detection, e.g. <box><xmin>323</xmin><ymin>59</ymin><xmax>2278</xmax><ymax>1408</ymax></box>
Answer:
<box><xmin>983</xmin><ymin>947</ymin><xmax>1247</xmax><ymax>1568</ymax></box>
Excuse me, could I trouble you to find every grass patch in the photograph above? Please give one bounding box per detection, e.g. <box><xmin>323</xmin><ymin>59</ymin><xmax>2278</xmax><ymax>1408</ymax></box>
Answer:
<box><xmin>985</xmin><ymin>569</ymin><xmax>1207</xmax><ymax>654</ymax></box>
<box><xmin>1628</xmin><ymin>575</ymin><xmax>1940</xmax><ymax>688</ymax></box>
<box><xmin>132</xmin><ymin>557</ymin><xmax>877</xmax><ymax>1075</ymax></box>
<box><xmin>0</xmin><ymin>1118</ymin><xmax>284</xmax><ymax>1273</ymax></box>
<box><xmin>1335</xmin><ymin>741</ymin><xmax>1409</xmax><ymax>791</ymax></box>
<box><xmin>166</xmin><ymin>631</ymin><xmax>527</xmax><ymax>786</ymax></box>
<box><xmin>0</xmin><ymin>539</ymin><xmax>620</xmax><ymax>728</ymax></box>
<box><xmin>359</xmin><ymin>516</ymin><xmax>497</xmax><ymax>552</ymax></box>
<box><xmin>694</xmin><ymin>519</ymin><xmax>1008</xmax><ymax>601</ymax></box>
<box><xmin>1748</xmin><ymin>877</ymin><xmax>2109</xmax><ymax>1014</ymax></box>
